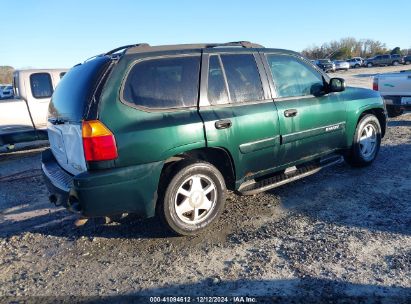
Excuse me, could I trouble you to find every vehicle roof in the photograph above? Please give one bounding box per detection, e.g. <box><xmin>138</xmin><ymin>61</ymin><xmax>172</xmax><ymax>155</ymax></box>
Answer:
<box><xmin>124</xmin><ymin>42</ymin><xmax>300</xmax><ymax>56</ymax></box>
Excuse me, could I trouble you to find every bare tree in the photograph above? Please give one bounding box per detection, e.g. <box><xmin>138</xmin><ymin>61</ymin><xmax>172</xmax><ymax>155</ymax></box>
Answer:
<box><xmin>302</xmin><ymin>38</ymin><xmax>388</xmax><ymax>60</ymax></box>
<box><xmin>0</xmin><ymin>66</ymin><xmax>14</xmax><ymax>84</ymax></box>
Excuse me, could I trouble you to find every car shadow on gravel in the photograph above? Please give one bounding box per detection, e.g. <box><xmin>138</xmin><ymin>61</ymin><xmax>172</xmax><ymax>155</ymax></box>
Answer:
<box><xmin>264</xmin><ymin>142</ymin><xmax>411</xmax><ymax>237</ymax></box>
<box><xmin>387</xmin><ymin>120</ymin><xmax>411</xmax><ymax>127</ymax></box>
<box><xmin>0</xmin><ymin>210</ymin><xmax>176</xmax><ymax>240</ymax></box>
<box><xmin>134</xmin><ymin>277</ymin><xmax>411</xmax><ymax>302</ymax></box>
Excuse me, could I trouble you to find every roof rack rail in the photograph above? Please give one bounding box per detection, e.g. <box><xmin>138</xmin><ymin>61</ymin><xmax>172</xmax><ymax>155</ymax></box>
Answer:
<box><xmin>83</xmin><ymin>44</ymin><xmax>150</xmax><ymax>64</ymax></box>
<box><xmin>206</xmin><ymin>41</ymin><xmax>264</xmax><ymax>48</ymax></box>
<box><xmin>105</xmin><ymin>43</ymin><xmax>150</xmax><ymax>56</ymax></box>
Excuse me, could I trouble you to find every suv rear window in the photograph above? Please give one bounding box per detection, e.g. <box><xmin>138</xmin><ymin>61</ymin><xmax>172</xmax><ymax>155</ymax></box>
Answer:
<box><xmin>208</xmin><ymin>55</ymin><xmax>229</xmax><ymax>105</ymax></box>
<box><xmin>30</xmin><ymin>73</ymin><xmax>53</xmax><ymax>99</ymax></box>
<box><xmin>220</xmin><ymin>54</ymin><xmax>264</xmax><ymax>103</ymax></box>
<box><xmin>49</xmin><ymin>56</ymin><xmax>110</xmax><ymax>122</ymax></box>
<box><xmin>123</xmin><ymin>56</ymin><xmax>200</xmax><ymax>109</ymax></box>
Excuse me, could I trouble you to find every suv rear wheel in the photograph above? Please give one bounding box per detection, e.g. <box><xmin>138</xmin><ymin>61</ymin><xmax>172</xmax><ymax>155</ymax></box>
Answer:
<box><xmin>367</xmin><ymin>62</ymin><xmax>373</xmax><ymax>67</ymax></box>
<box><xmin>392</xmin><ymin>61</ymin><xmax>399</xmax><ymax>66</ymax></box>
<box><xmin>158</xmin><ymin>161</ymin><xmax>227</xmax><ymax>235</ymax></box>
<box><xmin>344</xmin><ymin>114</ymin><xmax>381</xmax><ymax>167</ymax></box>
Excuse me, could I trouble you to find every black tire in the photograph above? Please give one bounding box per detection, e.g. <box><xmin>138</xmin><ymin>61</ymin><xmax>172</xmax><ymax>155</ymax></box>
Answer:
<box><xmin>344</xmin><ymin>114</ymin><xmax>381</xmax><ymax>167</ymax></box>
<box><xmin>367</xmin><ymin>63</ymin><xmax>373</xmax><ymax>67</ymax></box>
<box><xmin>355</xmin><ymin>64</ymin><xmax>360</xmax><ymax>68</ymax></box>
<box><xmin>392</xmin><ymin>61</ymin><xmax>399</xmax><ymax>66</ymax></box>
<box><xmin>157</xmin><ymin>160</ymin><xmax>227</xmax><ymax>236</ymax></box>
<box><xmin>386</xmin><ymin>105</ymin><xmax>404</xmax><ymax>118</ymax></box>
<box><xmin>405</xmin><ymin>60</ymin><xmax>410</xmax><ymax>65</ymax></box>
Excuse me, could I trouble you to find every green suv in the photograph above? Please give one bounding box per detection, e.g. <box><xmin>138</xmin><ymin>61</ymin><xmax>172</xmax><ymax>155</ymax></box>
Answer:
<box><xmin>42</xmin><ymin>42</ymin><xmax>386</xmax><ymax>235</ymax></box>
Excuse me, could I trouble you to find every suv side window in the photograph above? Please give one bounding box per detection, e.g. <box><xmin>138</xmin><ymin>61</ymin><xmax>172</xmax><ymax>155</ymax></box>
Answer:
<box><xmin>208</xmin><ymin>55</ymin><xmax>229</xmax><ymax>105</ymax></box>
<box><xmin>30</xmin><ymin>73</ymin><xmax>53</xmax><ymax>99</ymax></box>
<box><xmin>266</xmin><ymin>54</ymin><xmax>323</xmax><ymax>98</ymax></box>
<box><xmin>123</xmin><ymin>56</ymin><xmax>200</xmax><ymax>109</ymax></box>
<box><xmin>219</xmin><ymin>54</ymin><xmax>264</xmax><ymax>103</ymax></box>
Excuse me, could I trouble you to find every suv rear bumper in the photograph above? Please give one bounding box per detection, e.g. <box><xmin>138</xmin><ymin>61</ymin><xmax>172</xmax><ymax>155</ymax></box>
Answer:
<box><xmin>41</xmin><ymin>148</ymin><xmax>164</xmax><ymax>218</ymax></box>
<box><xmin>383</xmin><ymin>95</ymin><xmax>411</xmax><ymax>110</ymax></box>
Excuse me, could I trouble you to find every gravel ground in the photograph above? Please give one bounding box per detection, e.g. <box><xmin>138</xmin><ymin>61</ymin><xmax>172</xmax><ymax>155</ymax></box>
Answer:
<box><xmin>0</xmin><ymin>66</ymin><xmax>410</xmax><ymax>303</ymax></box>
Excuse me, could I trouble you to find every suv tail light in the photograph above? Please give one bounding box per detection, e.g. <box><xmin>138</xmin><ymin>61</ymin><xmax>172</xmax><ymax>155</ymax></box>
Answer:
<box><xmin>372</xmin><ymin>78</ymin><xmax>378</xmax><ymax>91</ymax></box>
<box><xmin>82</xmin><ymin>120</ymin><xmax>118</xmax><ymax>162</ymax></box>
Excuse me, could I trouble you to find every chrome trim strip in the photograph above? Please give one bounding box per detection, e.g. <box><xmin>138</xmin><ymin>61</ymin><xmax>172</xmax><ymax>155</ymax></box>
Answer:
<box><xmin>282</xmin><ymin>121</ymin><xmax>346</xmax><ymax>144</ymax></box>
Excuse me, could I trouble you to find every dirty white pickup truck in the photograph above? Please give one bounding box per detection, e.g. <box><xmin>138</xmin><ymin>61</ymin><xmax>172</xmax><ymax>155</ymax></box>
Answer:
<box><xmin>0</xmin><ymin>69</ymin><xmax>67</xmax><ymax>148</ymax></box>
<box><xmin>373</xmin><ymin>70</ymin><xmax>411</xmax><ymax>117</ymax></box>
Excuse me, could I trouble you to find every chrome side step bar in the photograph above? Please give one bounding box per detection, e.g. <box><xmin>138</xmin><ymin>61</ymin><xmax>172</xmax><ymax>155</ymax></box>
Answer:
<box><xmin>238</xmin><ymin>155</ymin><xmax>343</xmax><ymax>196</ymax></box>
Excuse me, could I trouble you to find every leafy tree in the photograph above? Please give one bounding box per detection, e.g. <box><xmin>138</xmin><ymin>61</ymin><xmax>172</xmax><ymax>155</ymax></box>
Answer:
<box><xmin>390</xmin><ymin>47</ymin><xmax>402</xmax><ymax>55</ymax></box>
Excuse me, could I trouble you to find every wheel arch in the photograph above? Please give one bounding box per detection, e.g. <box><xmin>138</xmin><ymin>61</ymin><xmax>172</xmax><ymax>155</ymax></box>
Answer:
<box><xmin>358</xmin><ymin>108</ymin><xmax>386</xmax><ymax>138</ymax></box>
<box><xmin>159</xmin><ymin>147</ymin><xmax>236</xmax><ymax>191</ymax></box>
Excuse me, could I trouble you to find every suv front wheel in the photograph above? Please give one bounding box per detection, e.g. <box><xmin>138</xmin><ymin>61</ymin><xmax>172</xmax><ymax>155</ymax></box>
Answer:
<box><xmin>158</xmin><ymin>161</ymin><xmax>227</xmax><ymax>236</ymax></box>
<box><xmin>344</xmin><ymin>114</ymin><xmax>381</xmax><ymax>167</ymax></box>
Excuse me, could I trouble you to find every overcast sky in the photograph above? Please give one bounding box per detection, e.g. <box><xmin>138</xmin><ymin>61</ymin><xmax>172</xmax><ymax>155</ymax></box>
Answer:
<box><xmin>1</xmin><ymin>0</ymin><xmax>410</xmax><ymax>68</ymax></box>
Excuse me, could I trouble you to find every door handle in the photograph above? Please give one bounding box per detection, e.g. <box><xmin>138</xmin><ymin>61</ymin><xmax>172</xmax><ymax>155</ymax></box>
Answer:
<box><xmin>215</xmin><ymin>119</ymin><xmax>232</xmax><ymax>129</ymax></box>
<box><xmin>284</xmin><ymin>109</ymin><xmax>298</xmax><ymax>118</ymax></box>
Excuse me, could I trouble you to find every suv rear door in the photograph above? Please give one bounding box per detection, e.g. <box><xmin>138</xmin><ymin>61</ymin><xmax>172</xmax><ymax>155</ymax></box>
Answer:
<box><xmin>374</xmin><ymin>55</ymin><xmax>383</xmax><ymax>65</ymax></box>
<box><xmin>262</xmin><ymin>53</ymin><xmax>347</xmax><ymax>165</ymax></box>
<box><xmin>381</xmin><ymin>55</ymin><xmax>390</xmax><ymax>65</ymax></box>
<box><xmin>199</xmin><ymin>50</ymin><xmax>280</xmax><ymax>182</ymax></box>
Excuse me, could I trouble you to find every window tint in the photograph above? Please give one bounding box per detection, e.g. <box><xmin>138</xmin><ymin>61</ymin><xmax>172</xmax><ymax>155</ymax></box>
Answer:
<box><xmin>267</xmin><ymin>55</ymin><xmax>323</xmax><ymax>98</ymax></box>
<box><xmin>220</xmin><ymin>54</ymin><xmax>263</xmax><ymax>103</ymax></box>
<box><xmin>123</xmin><ymin>56</ymin><xmax>200</xmax><ymax>109</ymax></box>
<box><xmin>60</xmin><ymin>72</ymin><xmax>66</xmax><ymax>79</ymax></box>
<box><xmin>30</xmin><ymin>73</ymin><xmax>53</xmax><ymax>98</ymax></box>
<box><xmin>208</xmin><ymin>56</ymin><xmax>229</xmax><ymax>105</ymax></box>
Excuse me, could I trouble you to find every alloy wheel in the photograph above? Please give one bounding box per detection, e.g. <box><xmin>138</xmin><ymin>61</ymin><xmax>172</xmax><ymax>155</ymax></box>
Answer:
<box><xmin>359</xmin><ymin>123</ymin><xmax>377</xmax><ymax>160</ymax></box>
<box><xmin>174</xmin><ymin>174</ymin><xmax>217</xmax><ymax>224</ymax></box>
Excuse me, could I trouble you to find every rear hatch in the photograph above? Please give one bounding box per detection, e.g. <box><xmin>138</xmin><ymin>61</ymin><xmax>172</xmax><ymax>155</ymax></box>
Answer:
<box><xmin>378</xmin><ymin>72</ymin><xmax>411</xmax><ymax>96</ymax></box>
<box><xmin>48</xmin><ymin>56</ymin><xmax>111</xmax><ymax>175</ymax></box>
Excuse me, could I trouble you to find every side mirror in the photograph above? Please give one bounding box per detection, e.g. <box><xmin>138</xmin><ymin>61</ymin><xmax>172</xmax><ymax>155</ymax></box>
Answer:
<box><xmin>329</xmin><ymin>78</ymin><xmax>346</xmax><ymax>93</ymax></box>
